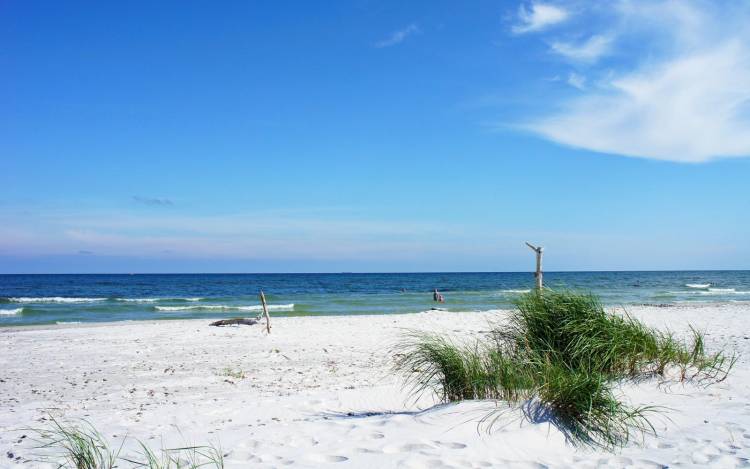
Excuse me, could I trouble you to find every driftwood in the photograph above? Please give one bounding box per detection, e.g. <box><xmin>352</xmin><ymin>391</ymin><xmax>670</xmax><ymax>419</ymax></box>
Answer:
<box><xmin>210</xmin><ymin>318</ymin><xmax>259</xmax><ymax>327</ymax></box>
<box><xmin>210</xmin><ymin>290</ymin><xmax>272</xmax><ymax>331</ymax></box>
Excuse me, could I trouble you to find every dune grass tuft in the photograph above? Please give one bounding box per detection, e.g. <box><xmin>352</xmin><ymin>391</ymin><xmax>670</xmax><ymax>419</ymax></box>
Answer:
<box><xmin>28</xmin><ymin>417</ymin><xmax>122</xmax><ymax>469</ymax></box>
<box><xmin>217</xmin><ymin>367</ymin><xmax>246</xmax><ymax>380</ymax></box>
<box><xmin>122</xmin><ymin>440</ymin><xmax>225</xmax><ymax>469</ymax></box>
<box><xmin>394</xmin><ymin>290</ymin><xmax>734</xmax><ymax>449</ymax></box>
<box><xmin>28</xmin><ymin>417</ymin><xmax>224</xmax><ymax>469</ymax></box>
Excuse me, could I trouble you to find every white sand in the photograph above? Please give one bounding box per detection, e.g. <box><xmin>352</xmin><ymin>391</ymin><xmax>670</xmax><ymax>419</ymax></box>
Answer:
<box><xmin>2</xmin><ymin>305</ymin><xmax>750</xmax><ymax>468</ymax></box>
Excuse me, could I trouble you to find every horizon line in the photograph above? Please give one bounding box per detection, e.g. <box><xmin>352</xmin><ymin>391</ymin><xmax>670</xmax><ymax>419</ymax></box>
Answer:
<box><xmin>1</xmin><ymin>269</ymin><xmax>748</xmax><ymax>275</ymax></box>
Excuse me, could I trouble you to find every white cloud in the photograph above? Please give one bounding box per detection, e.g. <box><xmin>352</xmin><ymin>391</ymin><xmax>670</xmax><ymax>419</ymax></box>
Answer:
<box><xmin>566</xmin><ymin>72</ymin><xmax>586</xmax><ymax>89</ymax></box>
<box><xmin>374</xmin><ymin>24</ymin><xmax>420</xmax><ymax>48</ymax></box>
<box><xmin>520</xmin><ymin>0</ymin><xmax>750</xmax><ymax>163</ymax></box>
<box><xmin>512</xmin><ymin>2</ymin><xmax>569</xmax><ymax>34</ymax></box>
<box><xmin>528</xmin><ymin>40</ymin><xmax>750</xmax><ymax>162</ymax></box>
<box><xmin>550</xmin><ymin>35</ymin><xmax>613</xmax><ymax>63</ymax></box>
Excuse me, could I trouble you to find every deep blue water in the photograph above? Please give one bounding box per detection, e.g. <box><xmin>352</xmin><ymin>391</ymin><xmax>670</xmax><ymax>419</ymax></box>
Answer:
<box><xmin>1</xmin><ymin>271</ymin><xmax>749</xmax><ymax>326</ymax></box>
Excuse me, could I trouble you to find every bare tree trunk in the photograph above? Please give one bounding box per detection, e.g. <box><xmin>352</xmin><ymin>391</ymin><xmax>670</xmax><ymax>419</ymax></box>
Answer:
<box><xmin>525</xmin><ymin>242</ymin><xmax>544</xmax><ymax>290</ymax></box>
<box><xmin>259</xmin><ymin>290</ymin><xmax>271</xmax><ymax>334</ymax></box>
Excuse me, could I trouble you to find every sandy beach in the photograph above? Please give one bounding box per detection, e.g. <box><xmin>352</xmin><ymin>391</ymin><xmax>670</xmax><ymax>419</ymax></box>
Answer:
<box><xmin>1</xmin><ymin>304</ymin><xmax>749</xmax><ymax>468</ymax></box>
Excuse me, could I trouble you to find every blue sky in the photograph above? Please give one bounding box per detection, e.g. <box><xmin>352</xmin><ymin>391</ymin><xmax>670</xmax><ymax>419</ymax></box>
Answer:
<box><xmin>1</xmin><ymin>0</ymin><xmax>749</xmax><ymax>273</ymax></box>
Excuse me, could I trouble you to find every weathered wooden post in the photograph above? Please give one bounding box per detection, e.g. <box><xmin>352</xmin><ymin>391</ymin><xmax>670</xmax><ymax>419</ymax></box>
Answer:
<box><xmin>525</xmin><ymin>242</ymin><xmax>544</xmax><ymax>291</ymax></box>
<box><xmin>259</xmin><ymin>290</ymin><xmax>271</xmax><ymax>334</ymax></box>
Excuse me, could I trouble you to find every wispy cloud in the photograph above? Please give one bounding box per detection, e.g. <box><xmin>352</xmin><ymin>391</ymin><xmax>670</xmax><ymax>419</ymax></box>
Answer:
<box><xmin>566</xmin><ymin>72</ymin><xmax>586</xmax><ymax>90</ymax></box>
<box><xmin>512</xmin><ymin>2</ymin><xmax>569</xmax><ymax>34</ymax></box>
<box><xmin>374</xmin><ymin>23</ymin><xmax>420</xmax><ymax>48</ymax></box>
<box><xmin>133</xmin><ymin>196</ymin><xmax>174</xmax><ymax>206</ymax></box>
<box><xmin>518</xmin><ymin>0</ymin><xmax>750</xmax><ymax>163</ymax></box>
<box><xmin>550</xmin><ymin>34</ymin><xmax>613</xmax><ymax>63</ymax></box>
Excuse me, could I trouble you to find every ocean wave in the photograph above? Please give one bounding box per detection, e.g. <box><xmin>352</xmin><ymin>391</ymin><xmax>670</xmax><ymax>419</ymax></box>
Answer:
<box><xmin>155</xmin><ymin>304</ymin><xmax>295</xmax><ymax>312</ymax></box>
<box><xmin>0</xmin><ymin>308</ymin><xmax>23</xmax><ymax>316</ymax></box>
<box><xmin>666</xmin><ymin>289</ymin><xmax>746</xmax><ymax>296</ymax></box>
<box><xmin>501</xmin><ymin>289</ymin><xmax>532</xmax><ymax>294</ymax></box>
<box><xmin>56</xmin><ymin>321</ymin><xmax>81</xmax><ymax>325</ymax></box>
<box><xmin>699</xmin><ymin>289</ymin><xmax>749</xmax><ymax>295</ymax></box>
<box><xmin>685</xmin><ymin>283</ymin><xmax>711</xmax><ymax>289</ymax></box>
<box><xmin>116</xmin><ymin>297</ymin><xmax>204</xmax><ymax>303</ymax></box>
<box><xmin>8</xmin><ymin>297</ymin><xmax>106</xmax><ymax>304</ymax></box>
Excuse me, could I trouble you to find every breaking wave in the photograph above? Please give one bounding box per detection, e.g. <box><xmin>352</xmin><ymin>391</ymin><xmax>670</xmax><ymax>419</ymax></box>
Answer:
<box><xmin>8</xmin><ymin>297</ymin><xmax>106</xmax><ymax>304</ymax></box>
<box><xmin>116</xmin><ymin>297</ymin><xmax>204</xmax><ymax>303</ymax></box>
<box><xmin>0</xmin><ymin>308</ymin><xmax>23</xmax><ymax>316</ymax></box>
<box><xmin>154</xmin><ymin>304</ymin><xmax>295</xmax><ymax>312</ymax></box>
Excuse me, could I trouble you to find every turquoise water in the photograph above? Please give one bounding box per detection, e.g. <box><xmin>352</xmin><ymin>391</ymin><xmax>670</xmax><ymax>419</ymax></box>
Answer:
<box><xmin>1</xmin><ymin>271</ymin><xmax>749</xmax><ymax>326</ymax></box>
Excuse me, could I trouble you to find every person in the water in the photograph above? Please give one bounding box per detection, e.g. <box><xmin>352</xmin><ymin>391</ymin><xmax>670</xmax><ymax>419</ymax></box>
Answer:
<box><xmin>433</xmin><ymin>289</ymin><xmax>445</xmax><ymax>303</ymax></box>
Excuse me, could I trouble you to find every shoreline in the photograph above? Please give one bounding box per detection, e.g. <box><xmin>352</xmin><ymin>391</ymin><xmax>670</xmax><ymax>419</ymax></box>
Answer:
<box><xmin>0</xmin><ymin>308</ymin><xmax>513</xmax><ymax>332</ymax></box>
<box><xmin>1</xmin><ymin>300</ymin><xmax>749</xmax><ymax>331</ymax></box>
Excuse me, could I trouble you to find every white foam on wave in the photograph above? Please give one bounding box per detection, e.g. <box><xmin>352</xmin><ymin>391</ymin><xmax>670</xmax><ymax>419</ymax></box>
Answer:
<box><xmin>56</xmin><ymin>321</ymin><xmax>81</xmax><ymax>325</ymax></box>
<box><xmin>669</xmin><ymin>288</ymin><xmax>747</xmax><ymax>296</ymax></box>
<box><xmin>693</xmin><ymin>288</ymin><xmax>749</xmax><ymax>296</ymax></box>
<box><xmin>117</xmin><ymin>297</ymin><xmax>204</xmax><ymax>303</ymax></box>
<box><xmin>686</xmin><ymin>283</ymin><xmax>711</xmax><ymax>289</ymax></box>
<box><xmin>9</xmin><ymin>297</ymin><xmax>106</xmax><ymax>304</ymax></box>
<box><xmin>155</xmin><ymin>304</ymin><xmax>295</xmax><ymax>312</ymax></box>
<box><xmin>0</xmin><ymin>308</ymin><xmax>23</xmax><ymax>316</ymax></box>
<box><xmin>501</xmin><ymin>289</ymin><xmax>532</xmax><ymax>294</ymax></box>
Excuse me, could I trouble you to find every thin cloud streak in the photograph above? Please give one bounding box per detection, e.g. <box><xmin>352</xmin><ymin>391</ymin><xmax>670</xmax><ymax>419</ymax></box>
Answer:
<box><xmin>512</xmin><ymin>2</ymin><xmax>569</xmax><ymax>34</ymax></box>
<box><xmin>133</xmin><ymin>196</ymin><xmax>174</xmax><ymax>206</ymax></box>
<box><xmin>374</xmin><ymin>24</ymin><xmax>420</xmax><ymax>48</ymax></box>
<box><xmin>550</xmin><ymin>34</ymin><xmax>613</xmax><ymax>63</ymax></box>
<box><xmin>566</xmin><ymin>72</ymin><xmax>586</xmax><ymax>90</ymax></box>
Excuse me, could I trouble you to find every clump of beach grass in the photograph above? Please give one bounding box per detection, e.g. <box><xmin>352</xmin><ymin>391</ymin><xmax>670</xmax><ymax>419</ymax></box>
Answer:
<box><xmin>394</xmin><ymin>290</ymin><xmax>735</xmax><ymax>449</ymax></box>
<box><xmin>122</xmin><ymin>440</ymin><xmax>225</xmax><ymax>469</ymax></box>
<box><xmin>28</xmin><ymin>417</ymin><xmax>224</xmax><ymax>469</ymax></box>
<box><xmin>217</xmin><ymin>367</ymin><xmax>246</xmax><ymax>380</ymax></box>
<box><xmin>28</xmin><ymin>417</ymin><xmax>122</xmax><ymax>469</ymax></box>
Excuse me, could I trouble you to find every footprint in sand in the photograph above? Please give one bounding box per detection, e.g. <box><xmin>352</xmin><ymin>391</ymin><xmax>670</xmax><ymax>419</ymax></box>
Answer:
<box><xmin>712</xmin><ymin>455</ymin><xmax>750</xmax><ymax>467</ymax></box>
<box><xmin>432</xmin><ymin>440</ymin><xmax>467</xmax><ymax>450</ymax></box>
<box><xmin>633</xmin><ymin>460</ymin><xmax>668</xmax><ymax>469</ymax></box>
<box><xmin>597</xmin><ymin>456</ymin><xmax>633</xmax><ymax>467</ymax></box>
<box><xmin>691</xmin><ymin>450</ymin><xmax>720</xmax><ymax>465</ymax></box>
<box><xmin>381</xmin><ymin>442</ymin><xmax>436</xmax><ymax>454</ymax></box>
<box><xmin>307</xmin><ymin>454</ymin><xmax>349</xmax><ymax>463</ymax></box>
<box><xmin>354</xmin><ymin>447</ymin><xmax>381</xmax><ymax>454</ymax></box>
<box><xmin>401</xmin><ymin>443</ymin><xmax>436</xmax><ymax>452</ymax></box>
<box><xmin>284</xmin><ymin>435</ymin><xmax>319</xmax><ymax>448</ymax></box>
<box><xmin>494</xmin><ymin>461</ymin><xmax>548</xmax><ymax>469</ymax></box>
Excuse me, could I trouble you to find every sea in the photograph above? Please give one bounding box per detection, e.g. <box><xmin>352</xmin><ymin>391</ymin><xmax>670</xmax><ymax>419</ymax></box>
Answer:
<box><xmin>1</xmin><ymin>271</ymin><xmax>749</xmax><ymax>326</ymax></box>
